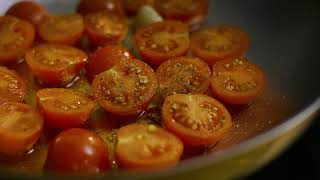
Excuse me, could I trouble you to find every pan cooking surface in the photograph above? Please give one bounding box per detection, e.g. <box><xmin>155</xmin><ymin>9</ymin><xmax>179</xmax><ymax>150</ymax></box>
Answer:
<box><xmin>0</xmin><ymin>0</ymin><xmax>319</xmax><ymax>178</ymax></box>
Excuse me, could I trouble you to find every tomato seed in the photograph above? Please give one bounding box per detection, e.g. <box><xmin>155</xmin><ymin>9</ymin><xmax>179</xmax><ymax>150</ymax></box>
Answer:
<box><xmin>70</xmin><ymin>105</ymin><xmax>78</xmax><ymax>109</ymax></box>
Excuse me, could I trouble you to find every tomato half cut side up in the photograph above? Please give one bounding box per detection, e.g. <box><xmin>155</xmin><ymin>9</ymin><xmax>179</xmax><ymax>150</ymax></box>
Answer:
<box><xmin>46</xmin><ymin>128</ymin><xmax>111</xmax><ymax>174</ymax></box>
<box><xmin>77</xmin><ymin>0</ymin><xmax>125</xmax><ymax>16</ymax></box>
<box><xmin>86</xmin><ymin>45</ymin><xmax>133</xmax><ymax>81</ymax></box>
<box><xmin>210</xmin><ymin>57</ymin><xmax>266</xmax><ymax>105</ymax></box>
<box><xmin>135</xmin><ymin>20</ymin><xmax>190</xmax><ymax>66</ymax></box>
<box><xmin>84</xmin><ymin>11</ymin><xmax>128</xmax><ymax>47</ymax></box>
<box><xmin>25</xmin><ymin>44</ymin><xmax>87</xmax><ymax>86</ymax></box>
<box><xmin>115</xmin><ymin>124</ymin><xmax>183</xmax><ymax>171</ymax></box>
<box><xmin>190</xmin><ymin>26</ymin><xmax>249</xmax><ymax>65</ymax></box>
<box><xmin>162</xmin><ymin>94</ymin><xmax>232</xmax><ymax>146</ymax></box>
<box><xmin>6</xmin><ymin>1</ymin><xmax>49</xmax><ymax>26</ymax></box>
<box><xmin>124</xmin><ymin>0</ymin><xmax>154</xmax><ymax>14</ymax></box>
<box><xmin>38</xmin><ymin>14</ymin><xmax>84</xmax><ymax>45</ymax></box>
<box><xmin>154</xmin><ymin>0</ymin><xmax>208</xmax><ymax>31</ymax></box>
<box><xmin>0</xmin><ymin>66</ymin><xmax>26</xmax><ymax>104</ymax></box>
<box><xmin>0</xmin><ymin>102</ymin><xmax>43</xmax><ymax>156</ymax></box>
<box><xmin>0</xmin><ymin>16</ymin><xmax>35</xmax><ymax>63</ymax></box>
<box><xmin>92</xmin><ymin>59</ymin><xmax>157</xmax><ymax>116</ymax></box>
<box><xmin>156</xmin><ymin>56</ymin><xmax>211</xmax><ymax>99</ymax></box>
<box><xmin>36</xmin><ymin>88</ymin><xmax>95</xmax><ymax>129</ymax></box>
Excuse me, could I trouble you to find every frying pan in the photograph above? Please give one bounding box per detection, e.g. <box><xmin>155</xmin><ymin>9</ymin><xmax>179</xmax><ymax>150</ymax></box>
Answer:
<box><xmin>0</xmin><ymin>0</ymin><xmax>319</xmax><ymax>179</ymax></box>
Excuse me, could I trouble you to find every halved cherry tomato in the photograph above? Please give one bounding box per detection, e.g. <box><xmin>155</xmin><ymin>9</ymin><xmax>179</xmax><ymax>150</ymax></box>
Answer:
<box><xmin>77</xmin><ymin>0</ymin><xmax>125</xmax><ymax>16</ymax></box>
<box><xmin>162</xmin><ymin>94</ymin><xmax>232</xmax><ymax>146</ymax></box>
<box><xmin>36</xmin><ymin>88</ymin><xmax>95</xmax><ymax>129</ymax></box>
<box><xmin>190</xmin><ymin>26</ymin><xmax>249</xmax><ymax>65</ymax></box>
<box><xmin>210</xmin><ymin>58</ymin><xmax>266</xmax><ymax>105</ymax></box>
<box><xmin>92</xmin><ymin>59</ymin><xmax>157</xmax><ymax>116</ymax></box>
<box><xmin>84</xmin><ymin>11</ymin><xmax>128</xmax><ymax>47</ymax></box>
<box><xmin>0</xmin><ymin>66</ymin><xmax>26</xmax><ymax>104</ymax></box>
<box><xmin>86</xmin><ymin>45</ymin><xmax>133</xmax><ymax>81</ymax></box>
<box><xmin>25</xmin><ymin>44</ymin><xmax>87</xmax><ymax>86</ymax></box>
<box><xmin>38</xmin><ymin>14</ymin><xmax>84</xmax><ymax>45</ymax></box>
<box><xmin>124</xmin><ymin>0</ymin><xmax>154</xmax><ymax>14</ymax></box>
<box><xmin>6</xmin><ymin>1</ymin><xmax>49</xmax><ymax>26</ymax></box>
<box><xmin>135</xmin><ymin>20</ymin><xmax>189</xmax><ymax>65</ymax></box>
<box><xmin>0</xmin><ymin>16</ymin><xmax>35</xmax><ymax>63</ymax></box>
<box><xmin>156</xmin><ymin>56</ymin><xmax>211</xmax><ymax>99</ymax></box>
<box><xmin>115</xmin><ymin>124</ymin><xmax>183</xmax><ymax>171</ymax></box>
<box><xmin>154</xmin><ymin>0</ymin><xmax>208</xmax><ymax>31</ymax></box>
<box><xmin>0</xmin><ymin>102</ymin><xmax>43</xmax><ymax>156</ymax></box>
<box><xmin>46</xmin><ymin>128</ymin><xmax>110</xmax><ymax>174</ymax></box>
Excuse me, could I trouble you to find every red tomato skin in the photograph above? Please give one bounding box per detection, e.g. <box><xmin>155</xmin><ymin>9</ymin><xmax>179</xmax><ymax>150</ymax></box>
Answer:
<box><xmin>36</xmin><ymin>89</ymin><xmax>96</xmax><ymax>129</ymax></box>
<box><xmin>0</xmin><ymin>129</ymin><xmax>42</xmax><ymax>156</ymax></box>
<box><xmin>154</xmin><ymin>0</ymin><xmax>208</xmax><ymax>31</ymax></box>
<box><xmin>0</xmin><ymin>16</ymin><xmax>35</xmax><ymax>63</ymax></box>
<box><xmin>37</xmin><ymin>106</ymin><xmax>94</xmax><ymax>129</ymax></box>
<box><xmin>190</xmin><ymin>26</ymin><xmax>249</xmax><ymax>65</ymax></box>
<box><xmin>36</xmin><ymin>101</ymin><xmax>95</xmax><ymax>130</ymax></box>
<box><xmin>25</xmin><ymin>44</ymin><xmax>88</xmax><ymax>86</ymax></box>
<box><xmin>39</xmin><ymin>30</ymin><xmax>84</xmax><ymax>46</ymax></box>
<box><xmin>84</xmin><ymin>12</ymin><xmax>128</xmax><ymax>47</ymax></box>
<box><xmin>0</xmin><ymin>66</ymin><xmax>27</xmax><ymax>104</ymax></box>
<box><xmin>6</xmin><ymin>1</ymin><xmax>49</xmax><ymax>26</ymax></box>
<box><xmin>46</xmin><ymin>128</ymin><xmax>111</xmax><ymax>174</ymax></box>
<box><xmin>0</xmin><ymin>102</ymin><xmax>43</xmax><ymax>156</ymax></box>
<box><xmin>29</xmin><ymin>62</ymin><xmax>85</xmax><ymax>86</ymax></box>
<box><xmin>77</xmin><ymin>0</ymin><xmax>125</xmax><ymax>16</ymax></box>
<box><xmin>38</xmin><ymin>14</ymin><xmax>84</xmax><ymax>46</ymax></box>
<box><xmin>86</xmin><ymin>45</ymin><xmax>133</xmax><ymax>81</ymax></box>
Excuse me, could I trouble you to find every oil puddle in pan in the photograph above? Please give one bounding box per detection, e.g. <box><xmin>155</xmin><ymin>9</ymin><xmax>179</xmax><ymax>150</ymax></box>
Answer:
<box><xmin>209</xmin><ymin>89</ymin><xmax>297</xmax><ymax>153</ymax></box>
<box><xmin>0</xmin><ymin>61</ymin><xmax>299</xmax><ymax>174</ymax></box>
<box><xmin>180</xmin><ymin>87</ymin><xmax>298</xmax><ymax>159</ymax></box>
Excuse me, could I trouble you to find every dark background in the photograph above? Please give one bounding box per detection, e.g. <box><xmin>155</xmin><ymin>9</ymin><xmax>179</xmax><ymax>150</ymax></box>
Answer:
<box><xmin>248</xmin><ymin>116</ymin><xmax>319</xmax><ymax>180</ymax></box>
